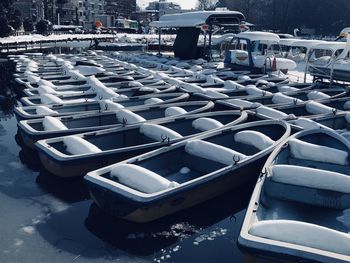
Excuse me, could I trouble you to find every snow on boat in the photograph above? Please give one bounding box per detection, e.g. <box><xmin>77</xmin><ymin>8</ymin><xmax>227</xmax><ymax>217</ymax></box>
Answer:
<box><xmin>84</xmin><ymin>120</ymin><xmax>290</xmax><ymax>222</ymax></box>
<box><xmin>191</xmin><ymin>82</ymin><xmax>314</xmax><ymax>101</ymax></box>
<box><xmin>308</xmin><ymin>40</ymin><xmax>350</xmax><ymax>82</ymax></box>
<box><xmin>14</xmin><ymin>93</ymin><xmax>189</xmax><ymax>121</ymax></box>
<box><xmin>219</xmin><ymin>97</ymin><xmax>350</xmax><ymax>121</ymax></box>
<box><xmin>17</xmin><ymin>101</ymin><xmax>214</xmax><ymax>149</ymax></box>
<box><xmin>292</xmin><ymin>112</ymin><xmax>350</xmax><ymax>142</ymax></box>
<box><xmin>19</xmin><ymin>83</ymin><xmax>176</xmax><ymax>106</ymax></box>
<box><xmin>35</xmin><ymin>110</ymin><xmax>248</xmax><ymax>177</ymax></box>
<box><xmin>239</xmin><ymin>128</ymin><xmax>350</xmax><ymax>263</ymax></box>
<box><xmin>215</xmin><ymin>87</ymin><xmax>348</xmax><ymax>110</ymax></box>
<box><xmin>224</xmin><ymin>32</ymin><xmax>297</xmax><ymax>73</ymax></box>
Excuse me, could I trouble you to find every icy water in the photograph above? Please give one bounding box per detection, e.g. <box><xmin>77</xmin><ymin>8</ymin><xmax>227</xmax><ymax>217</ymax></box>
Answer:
<box><xmin>0</xmin><ymin>100</ymin><xmax>254</xmax><ymax>262</ymax></box>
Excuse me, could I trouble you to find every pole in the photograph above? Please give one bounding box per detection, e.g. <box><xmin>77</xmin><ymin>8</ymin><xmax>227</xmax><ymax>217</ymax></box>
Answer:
<box><xmin>158</xmin><ymin>27</ymin><xmax>161</xmax><ymax>55</ymax></box>
<box><xmin>208</xmin><ymin>24</ymin><xmax>212</xmax><ymax>61</ymax></box>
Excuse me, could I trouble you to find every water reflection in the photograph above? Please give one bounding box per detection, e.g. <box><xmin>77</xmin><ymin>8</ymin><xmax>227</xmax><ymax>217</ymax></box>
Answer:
<box><xmin>84</xmin><ymin>186</ymin><xmax>253</xmax><ymax>257</ymax></box>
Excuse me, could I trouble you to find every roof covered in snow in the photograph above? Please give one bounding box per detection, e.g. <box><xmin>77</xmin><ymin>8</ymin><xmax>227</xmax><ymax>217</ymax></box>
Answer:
<box><xmin>236</xmin><ymin>31</ymin><xmax>280</xmax><ymax>42</ymax></box>
<box><xmin>150</xmin><ymin>11</ymin><xmax>245</xmax><ymax>28</ymax></box>
<box><xmin>311</xmin><ymin>41</ymin><xmax>347</xmax><ymax>51</ymax></box>
<box><xmin>290</xmin><ymin>40</ymin><xmax>326</xmax><ymax>49</ymax></box>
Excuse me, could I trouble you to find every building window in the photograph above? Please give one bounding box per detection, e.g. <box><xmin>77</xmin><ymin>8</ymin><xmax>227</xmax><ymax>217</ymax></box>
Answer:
<box><xmin>91</xmin><ymin>4</ymin><xmax>94</xmax><ymax>8</ymax></box>
<box><xmin>79</xmin><ymin>2</ymin><xmax>82</xmax><ymax>7</ymax></box>
<box><xmin>79</xmin><ymin>11</ymin><xmax>83</xmax><ymax>16</ymax></box>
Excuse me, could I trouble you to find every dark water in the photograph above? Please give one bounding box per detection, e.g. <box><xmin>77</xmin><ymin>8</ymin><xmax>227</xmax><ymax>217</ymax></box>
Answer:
<box><xmin>0</xmin><ymin>99</ymin><xmax>255</xmax><ymax>262</ymax></box>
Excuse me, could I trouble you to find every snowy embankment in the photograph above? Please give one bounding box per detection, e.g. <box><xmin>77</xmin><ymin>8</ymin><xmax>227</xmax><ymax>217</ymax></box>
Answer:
<box><xmin>0</xmin><ymin>33</ymin><xmax>176</xmax><ymax>46</ymax></box>
<box><xmin>0</xmin><ymin>34</ymin><xmax>117</xmax><ymax>45</ymax></box>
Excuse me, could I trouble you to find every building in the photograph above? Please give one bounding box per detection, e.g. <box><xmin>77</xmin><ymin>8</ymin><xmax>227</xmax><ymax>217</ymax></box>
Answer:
<box><xmin>76</xmin><ymin>0</ymin><xmax>105</xmax><ymax>28</ymax></box>
<box><xmin>131</xmin><ymin>10</ymin><xmax>159</xmax><ymax>24</ymax></box>
<box><xmin>145</xmin><ymin>0</ymin><xmax>181</xmax><ymax>16</ymax></box>
<box><xmin>12</xmin><ymin>0</ymin><xmax>45</xmax><ymax>22</ymax></box>
<box><xmin>58</xmin><ymin>0</ymin><xmax>78</xmax><ymax>25</ymax></box>
<box><xmin>104</xmin><ymin>0</ymin><xmax>136</xmax><ymax>19</ymax></box>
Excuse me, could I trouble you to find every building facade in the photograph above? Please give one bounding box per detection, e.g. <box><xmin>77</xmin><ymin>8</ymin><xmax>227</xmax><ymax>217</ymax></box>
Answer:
<box><xmin>12</xmin><ymin>0</ymin><xmax>45</xmax><ymax>22</ymax></box>
<box><xmin>76</xmin><ymin>0</ymin><xmax>105</xmax><ymax>28</ymax></box>
<box><xmin>145</xmin><ymin>0</ymin><xmax>181</xmax><ymax>16</ymax></box>
<box><xmin>104</xmin><ymin>0</ymin><xmax>136</xmax><ymax>19</ymax></box>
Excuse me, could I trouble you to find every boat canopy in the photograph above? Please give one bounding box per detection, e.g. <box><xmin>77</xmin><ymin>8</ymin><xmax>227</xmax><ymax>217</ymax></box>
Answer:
<box><xmin>290</xmin><ymin>40</ymin><xmax>325</xmax><ymax>49</ymax></box>
<box><xmin>150</xmin><ymin>11</ymin><xmax>245</xmax><ymax>28</ymax></box>
<box><xmin>279</xmin><ymin>38</ymin><xmax>303</xmax><ymax>46</ymax></box>
<box><xmin>236</xmin><ymin>31</ymin><xmax>280</xmax><ymax>43</ymax></box>
<box><xmin>311</xmin><ymin>42</ymin><xmax>347</xmax><ymax>52</ymax></box>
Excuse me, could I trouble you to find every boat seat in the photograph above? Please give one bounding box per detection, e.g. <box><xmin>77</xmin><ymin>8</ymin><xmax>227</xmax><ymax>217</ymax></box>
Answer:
<box><xmin>223</xmin><ymin>80</ymin><xmax>245</xmax><ymax>90</ymax></box>
<box><xmin>293</xmin><ymin>118</ymin><xmax>325</xmax><ymax>130</ymax></box>
<box><xmin>307</xmin><ymin>90</ymin><xmax>331</xmax><ymax>100</ymax></box>
<box><xmin>165</xmin><ymin>107</ymin><xmax>187</xmax><ymax>117</ymax></box>
<box><xmin>27</xmin><ymin>75</ymin><xmax>40</xmax><ymax>83</ymax></box>
<box><xmin>278</xmin><ymin>85</ymin><xmax>299</xmax><ymax>92</ymax></box>
<box><xmin>224</xmin><ymin>99</ymin><xmax>261</xmax><ymax>109</ymax></box>
<box><xmin>180</xmin><ymin>83</ymin><xmax>205</xmax><ymax>93</ymax></box>
<box><xmin>289</xmin><ymin>138</ymin><xmax>349</xmax><ymax>165</ymax></box>
<box><xmin>234</xmin><ymin>130</ymin><xmax>275</xmax><ymax>151</ymax></box>
<box><xmin>100</xmin><ymin>100</ymin><xmax>124</xmax><ymax>111</ymax></box>
<box><xmin>249</xmin><ymin>220</ymin><xmax>350</xmax><ymax>256</ymax></box>
<box><xmin>305</xmin><ymin>101</ymin><xmax>334</xmax><ymax>115</ymax></box>
<box><xmin>192</xmin><ymin>118</ymin><xmax>223</xmax><ymax>132</ymax></box>
<box><xmin>110</xmin><ymin>163</ymin><xmax>179</xmax><ymax>194</ymax></box>
<box><xmin>272</xmin><ymin>93</ymin><xmax>303</xmax><ymax>105</ymax></box>
<box><xmin>205</xmin><ymin>90</ymin><xmax>229</xmax><ymax>99</ymax></box>
<box><xmin>144</xmin><ymin>98</ymin><xmax>163</xmax><ymax>105</ymax></box>
<box><xmin>185</xmin><ymin>139</ymin><xmax>247</xmax><ymax>166</ymax></box>
<box><xmin>139</xmin><ymin>123</ymin><xmax>183</xmax><ymax>142</ymax></box>
<box><xmin>40</xmin><ymin>93</ymin><xmax>64</xmax><ymax>104</ymax></box>
<box><xmin>116</xmin><ymin>109</ymin><xmax>146</xmax><ymax>124</ymax></box>
<box><xmin>246</xmin><ymin>86</ymin><xmax>273</xmax><ymax>97</ymax></box>
<box><xmin>38</xmin><ymin>79</ymin><xmax>55</xmax><ymax>87</ymax></box>
<box><xmin>63</xmin><ymin>135</ymin><xmax>101</xmax><ymax>155</ymax></box>
<box><xmin>266</xmin><ymin>165</ymin><xmax>350</xmax><ymax>209</ymax></box>
<box><xmin>36</xmin><ymin>105</ymin><xmax>58</xmax><ymax>116</ymax></box>
<box><xmin>42</xmin><ymin>116</ymin><xmax>68</xmax><ymax>131</ymax></box>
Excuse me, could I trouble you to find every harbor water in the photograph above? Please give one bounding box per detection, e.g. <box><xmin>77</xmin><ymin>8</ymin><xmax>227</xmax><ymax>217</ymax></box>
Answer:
<box><xmin>0</xmin><ymin>85</ymin><xmax>253</xmax><ymax>262</ymax></box>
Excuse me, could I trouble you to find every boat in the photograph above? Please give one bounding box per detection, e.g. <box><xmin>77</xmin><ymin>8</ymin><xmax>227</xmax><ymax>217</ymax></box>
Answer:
<box><xmin>292</xmin><ymin>111</ymin><xmax>350</xmax><ymax>142</ymax></box>
<box><xmin>218</xmin><ymin>96</ymin><xmax>350</xmax><ymax>121</ymax></box>
<box><xmin>239</xmin><ymin>128</ymin><xmax>350</xmax><ymax>263</ymax></box>
<box><xmin>214</xmin><ymin>87</ymin><xmax>348</xmax><ymax>110</ymax></box>
<box><xmin>14</xmin><ymin>92</ymin><xmax>189</xmax><ymax>121</ymax></box>
<box><xmin>287</xmin><ymin>39</ymin><xmax>325</xmax><ymax>62</ymax></box>
<box><xmin>224</xmin><ymin>31</ymin><xmax>297</xmax><ymax>73</ymax></box>
<box><xmin>191</xmin><ymin>82</ymin><xmax>314</xmax><ymax>101</ymax></box>
<box><xmin>35</xmin><ymin>110</ymin><xmax>248</xmax><ymax>177</ymax></box>
<box><xmin>84</xmin><ymin>120</ymin><xmax>291</xmax><ymax>223</ymax></box>
<box><xmin>308</xmin><ymin>37</ymin><xmax>350</xmax><ymax>83</ymax></box>
<box><xmin>17</xmin><ymin>101</ymin><xmax>214</xmax><ymax>149</ymax></box>
<box><xmin>149</xmin><ymin>11</ymin><xmax>246</xmax><ymax>60</ymax></box>
<box><xmin>19</xmin><ymin>83</ymin><xmax>176</xmax><ymax>106</ymax></box>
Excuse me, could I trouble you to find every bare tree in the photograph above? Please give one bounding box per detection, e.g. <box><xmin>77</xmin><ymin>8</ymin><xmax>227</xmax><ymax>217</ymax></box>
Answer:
<box><xmin>196</xmin><ymin>0</ymin><xmax>218</xmax><ymax>10</ymax></box>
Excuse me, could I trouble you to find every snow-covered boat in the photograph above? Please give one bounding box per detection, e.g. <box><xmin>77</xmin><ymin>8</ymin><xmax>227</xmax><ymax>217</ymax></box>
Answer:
<box><xmin>17</xmin><ymin>101</ymin><xmax>214</xmax><ymax>149</ymax></box>
<box><xmin>14</xmin><ymin>93</ymin><xmax>189</xmax><ymax>121</ymax></box>
<box><xmin>35</xmin><ymin>111</ymin><xmax>248</xmax><ymax>177</ymax></box>
<box><xmin>291</xmin><ymin>112</ymin><xmax>350</xmax><ymax>142</ymax></box>
<box><xmin>239</xmin><ymin>129</ymin><xmax>350</xmax><ymax>263</ymax></box>
<box><xmin>84</xmin><ymin>120</ymin><xmax>290</xmax><ymax>222</ymax></box>
<box><xmin>224</xmin><ymin>32</ymin><xmax>297</xmax><ymax>73</ymax></box>
<box><xmin>308</xmin><ymin>38</ymin><xmax>350</xmax><ymax>82</ymax></box>
<box><xmin>20</xmin><ymin>81</ymin><xmax>176</xmax><ymax>106</ymax></box>
<box><xmin>215</xmin><ymin>87</ymin><xmax>348</xmax><ymax>110</ymax></box>
<box><xmin>218</xmin><ymin>96</ymin><xmax>350</xmax><ymax>121</ymax></box>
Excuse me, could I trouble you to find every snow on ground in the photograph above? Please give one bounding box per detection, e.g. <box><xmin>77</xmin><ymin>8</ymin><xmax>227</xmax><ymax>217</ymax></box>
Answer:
<box><xmin>0</xmin><ymin>33</ymin><xmax>176</xmax><ymax>45</ymax></box>
<box><xmin>287</xmin><ymin>62</ymin><xmax>313</xmax><ymax>83</ymax></box>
